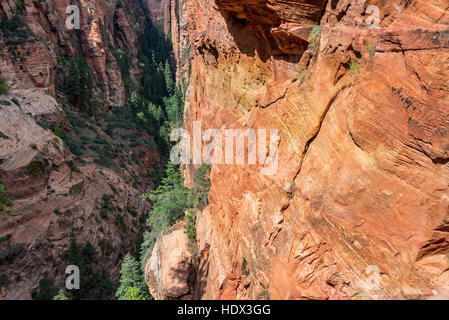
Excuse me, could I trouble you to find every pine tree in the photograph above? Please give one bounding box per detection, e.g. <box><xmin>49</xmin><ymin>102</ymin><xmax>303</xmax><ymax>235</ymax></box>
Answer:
<box><xmin>164</xmin><ymin>60</ymin><xmax>174</xmax><ymax>95</ymax></box>
<box><xmin>116</xmin><ymin>254</ymin><xmax>151</xmax><ymax>300</ymax></box>
<box><xmin>164</xmin><ymin>88</ymin><xmax>184</xmax><ymax>127</ymax></box>
<box><xmin>66</xmin><ymin>59</ymin><xmax>81</xmax><ymax>106</ymax></box>
<box><xmin>142</xmin><ymin>161</ymin><xmax>191</xmax><ymax>248</ymax></box>
<box><xmin>53</xmin><ymin>290</ymin><xmax>68</xmax><ymax>300</ymax></box>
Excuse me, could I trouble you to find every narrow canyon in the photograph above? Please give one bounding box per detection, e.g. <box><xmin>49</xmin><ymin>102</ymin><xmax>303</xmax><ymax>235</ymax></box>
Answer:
<box><xmin>0</xmin><ymin>0</ymin><xmax>448</xmax><ymax>300</ymax></box>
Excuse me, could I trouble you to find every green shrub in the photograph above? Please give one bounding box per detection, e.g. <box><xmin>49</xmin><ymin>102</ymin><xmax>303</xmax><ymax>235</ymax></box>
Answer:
<box><xmin>53</xmin><ymin>125</ymin><xmax>64</xmax><ymax>138</ymax></box>
<box><xmin>26</xmin><ymin>161</ymin><xmax>45</xmax><ymax>177</ymax></box>
<box><xmin>184</xmin><ymin>209</ymin><xmax>197</xmax><ymax>249</ymax></box>
<box><xmin>190</xmin><ymin>163</ymin><xmax>211</xmax><ymax>209</ymax></box>
<box><xmin>0</xmin><ymin>15</ymin><xmax>37</xmax><ymax>45</ymax></box>
<box><xmin>259</xmin><ymin>290</ymin><xmax>270</xmax><ymax>300</ymax></box>
<box><xmin>16</xmin><ymin>0</ymin><xmax>25</xmax><ymax>15</ymax></box>
<box><xmin>69</xmin><ymin>181</ymin><xmax>85</xmax><ymax>198</ymax></box>
<box><xmin>0</xmin><ymin>182</ymin><xmax>13</xmax><ymax>214</ymax></box>
<box><xmin>307</xmin><ymin>25</ymin><xmax>321</xmax><ymax>58</ymax></box>
<box><xmin>62</xmin><ymin>135</ymin><xmax>83</xmax><ymax>156</ymax></box>
<box><xmin>53</xmin><ymin>290</ymin><xmax>68</xmax><ymax>300</ymax></box>
<box><xmin>66</xmin><ymin>160</ymin><xmax>81</xmax><ymax>173</ymax></box>
<box><xmin>298</xmin><ymin>70</ymin><xmax>307</xmax><ymax>84</ymax></box>
<box><xmin>0</xmin><ymin>79</ymin><xmax>8</xmax><ymax>95</ymax></box>
<box><xmin>31</xmin><ymin>277</ymin><xmax>57</xmax><ymax>300</ymax></box>
<box><xmin>348</xmin><ymin>59</ymin><xmax>360</xmax><ymax>76</ymax></box>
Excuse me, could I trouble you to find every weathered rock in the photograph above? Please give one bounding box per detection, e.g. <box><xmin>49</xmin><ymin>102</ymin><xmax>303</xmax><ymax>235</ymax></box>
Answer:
<box><xmin>179</xmin><ymin>0</ymin><xmax>449</xmax><ymax>300</ymax></box>
<box><xmin>0</xmin><ymin>0</ymin><xmax>160</xmax><ymax>299</ymax></box>
<box><xmin>0</xmin><ymin>0</ymin><xmax>146</xmax><ymax>106</ymax></box>
<box><xmin>145</xmin><ymin>222</ymin><xmax>195</xmax><ymax>300</ymax></box>
<box><xmin>0</xmin><ymin>89</ymin><xmax>153</xmax><ymax>299</ymax></box>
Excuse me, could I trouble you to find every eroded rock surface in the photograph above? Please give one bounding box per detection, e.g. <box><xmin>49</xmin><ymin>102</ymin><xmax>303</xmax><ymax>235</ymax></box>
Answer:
<box><xmin>145</xmin><ymin>222</ymin><xmax>195</xmax><ymax>300</ymax></box>
<box><xmin>0</xmin><ymin>0</ymin><xmax>159</xmax><ymax>299</ymax></box>
<box><xmin>175</xmin><ymin>0</ymin><xmax>449</xmax><ymax>299</ymax></box>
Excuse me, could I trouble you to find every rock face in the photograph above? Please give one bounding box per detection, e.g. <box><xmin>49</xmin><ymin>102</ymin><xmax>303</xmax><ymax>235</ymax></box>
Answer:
<box><xmin>0</xmin><ymin>0</ymin><xmax>159</xmax><ymax>299</ymax></box>
<box><xmin>0</xmin><ymin>0</ymin><xmax>145</xmax><ymax>106</ymax></box>
<box><xmin>145</xmin><ymin>222</ymin><xmax>195</xmax><ymax>299</ymax></box>
<box><xmin>0</xmin><ymin>85</ymin><xmax>152</xmax><ymax>301</ymax></box>
<box><xmin>166</xmin><ymin>0</ymin><xmax>449</xmax><ymax>299</ymax></box>
<box><xmin>143</xmin><ymin>0</ymin><xmax>191</xmax><ymax>86</ymax></box>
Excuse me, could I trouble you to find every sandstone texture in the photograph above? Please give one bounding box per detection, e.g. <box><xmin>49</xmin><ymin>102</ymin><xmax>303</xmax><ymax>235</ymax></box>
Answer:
<box><xmin>0</xmin><ymin>0</ymin><xmax>146</xmax><ymax>106</ymax></box>
<box><xmin>145</xmin><ymin>221</ymin><xmax>195</xmax><ymax>299</ymax></box>
<box><xmin>152</xmin><ymin>0</ymin><xmax>449</xmax><ymax>300</ymax></box>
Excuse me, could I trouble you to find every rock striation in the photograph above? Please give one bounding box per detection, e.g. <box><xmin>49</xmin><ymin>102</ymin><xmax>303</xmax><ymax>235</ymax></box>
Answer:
<box><xmin>147</xmin><ymin>0</ymin><xmax>449</xmax><ymax>300</ymax></box>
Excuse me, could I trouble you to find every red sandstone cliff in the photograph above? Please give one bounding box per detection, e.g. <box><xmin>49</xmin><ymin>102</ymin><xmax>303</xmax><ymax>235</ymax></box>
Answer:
<box><xmin>146</xmin><ymin>0</ymin><xmax>449</xmax><ymax>300</ymax></box>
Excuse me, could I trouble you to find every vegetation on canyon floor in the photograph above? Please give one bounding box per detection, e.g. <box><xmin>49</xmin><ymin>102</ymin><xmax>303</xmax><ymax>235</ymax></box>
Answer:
<box><xmin>139</xmin><ymin>162</ymin><xmax>211</xmax><ymax>269</ymax></box>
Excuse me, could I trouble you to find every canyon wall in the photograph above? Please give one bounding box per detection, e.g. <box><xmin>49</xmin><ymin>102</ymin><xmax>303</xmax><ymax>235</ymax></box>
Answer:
<box><xmin>147</xmin><ymin>0</ymin><xmax>449</xmax><ymax>300</ymax></box>
<box><xmin>0</xmin><ymin>0</ymin><xmax>160</xmax><ymax>299</ymax></box>
<box><xmin>143</xmin><ymin>0</ymin><xmax>190</xmax><ymax>87</ymax></box>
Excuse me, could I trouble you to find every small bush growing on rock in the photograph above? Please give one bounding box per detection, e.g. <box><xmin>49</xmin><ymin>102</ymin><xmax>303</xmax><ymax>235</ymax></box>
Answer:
<box><xmin>69</xmin><ymin>181</ymin><xmax>85</xmax><ymax>198</ymax></box>
<box><xmin>307</xmin><ymin>25</ymin><xmax>321</xmax><ymax>58</ymax></box>
<box><xmin>66</xmin><ymin>160</ymin><xmax>81</xmax><ymax>173</ymax></box>
<box><xmin>259</xmin><ymin>290</ymin><xmax>270</xmax><ymax>300</ymax></box>
<box><xmin>26</xmin><ymin>161</ymin><xmax>45</xmax><ymax>177</ymax></box>
<box><xmin>0</xmin><ymin>182</ymin><xmax>13</xmax><ymax>215</ymax></box>
<box><xmin>53</xmin><ymin>290</ymin><xmax>68</xmax><ymax>300</ymax></box>
<box><xmin>348</xmin><ymin>59</ymin><xmax>360</xmax><ymax>76</ymax></box>
<box><xmin>365</xmin><ymin>38</ymin><xmax>378</xmax><ymax>59</ymax></box>
<box><xmin>0</xmin><ymin>15</ymin><xmax>37</xmax><ymax>45</ymax></box>
<box><xmin>184</xmin><ymin>209</ymin><xmax>197</xmax><ymax>249</ymax></box>
<box><xmin>0</xmin><ymin>79</ymin><xmax>8</xmax><ymax>95</ymax></box>
<box><xmin>53</xmin><ymin>125</ymin><xmax>64</xmax><ymax>138</ymax></box>
<box><xmin>297</xmin><ymin>70</ymin><xmax>307</xmax><ymax>84</ymax></box>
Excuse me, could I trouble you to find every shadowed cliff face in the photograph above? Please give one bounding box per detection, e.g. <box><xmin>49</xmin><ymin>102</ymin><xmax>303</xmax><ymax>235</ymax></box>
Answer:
<box><xmin>0</xmin><ymin>0</ymin><xmax>147</xmax><ymax>106</ymax></box>
<box><xmin>146</xmin><ymin>0</ymin><xmax>449</xmax><ymax>300</ymax></box>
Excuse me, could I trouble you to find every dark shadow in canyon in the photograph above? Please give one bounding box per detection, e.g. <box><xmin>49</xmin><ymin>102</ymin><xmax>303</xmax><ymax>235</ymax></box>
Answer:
<box><xmin>217</xmin><ymin>10</ymin><xmax>305</xmax><ymax>65</ymax></box>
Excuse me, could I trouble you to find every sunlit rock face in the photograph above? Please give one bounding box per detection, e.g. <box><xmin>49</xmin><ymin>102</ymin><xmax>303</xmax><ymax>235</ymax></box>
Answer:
<box><xmin>175</xmin><ymin>0</ymin><xmax>449</xmax><ymax>299</ymax></box>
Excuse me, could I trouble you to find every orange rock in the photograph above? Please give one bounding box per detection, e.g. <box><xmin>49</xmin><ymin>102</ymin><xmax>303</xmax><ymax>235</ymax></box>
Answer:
<box><xmin>145</xmin><ymin>222</ymin><xmax>195</xmax><ymax>300</ymax></box>
<box><xmin>176</xmin><ymin>0</ymin><xmax>449</xmax><ymax>300</ymax></box>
